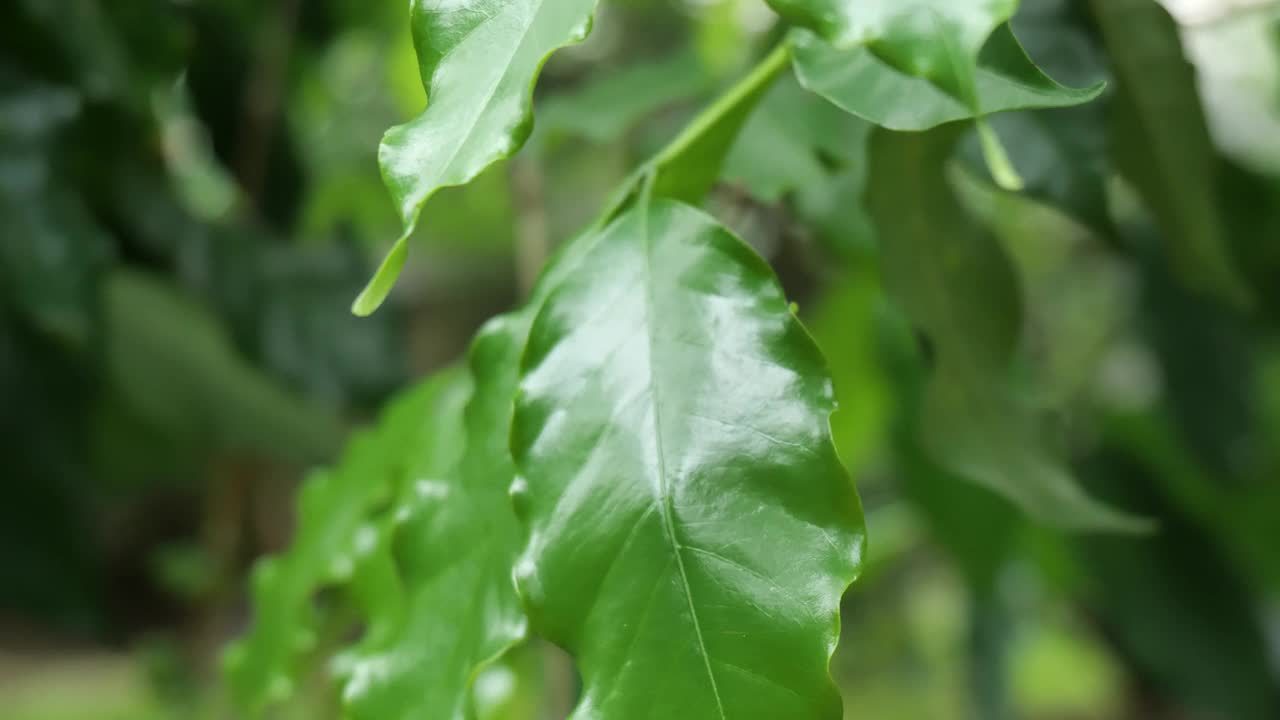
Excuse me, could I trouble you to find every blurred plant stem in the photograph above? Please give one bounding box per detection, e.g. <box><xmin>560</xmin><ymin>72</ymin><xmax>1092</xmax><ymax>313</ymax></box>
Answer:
<box><xmin>237</xmin><ymin>0</ymin><xmax>301</xmax><ymax>206</ymax></box>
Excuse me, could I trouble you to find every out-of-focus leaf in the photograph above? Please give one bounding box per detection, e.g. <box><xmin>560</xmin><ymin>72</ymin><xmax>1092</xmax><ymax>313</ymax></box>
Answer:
<box><xmin>600</xmin><ymin>42</ymin><xmax>793</xmax><ymax>218</ymax></box>
<box><xmin>354</xmin><ymin>0</ymin><xmax>601</xmax><ymax>315</ymax></box>
<box><xmin>866</xmin><ymin>126</ymin><xmax>1146</xmax><ymax>531</ymax></box>
<box><xmin>104</xmin><ymin>271</ymin><xmax>340</xmax><ymax>462</ymax></box>
<box><xmin>224</xmin><ymin>369</ymin><xmax>469</xmax><ymax>715</ymax></box>
<box><xmin>1076</xmin><ymin>449</ymin><xmax>1280</xmax><ymax>720</ymax></box>
<box><xmin>0</xmin><ymin>188</ymin><xmax>113</xmax><ymax>344</ymax></box>
<box><xmin>1088</xmin><ymin>0</ymin><xmax>1253</xmax><ymax>307</ymax></box>
<box><xmin>723</xmin><ymin>74</ymin><xmax>869</xmax><ymax>203</ymax></box>
<box><xmin>510</xmin><ymin>197</ymin><xmax>865</xmax><ymax>717</ymax></box>
<box><xmin>0</xmin><ymin>78</ymin><xmax>111</xmax><ymax>344</ymax></box>
<box><xmin>538</xmin><ymin>50</ymin><xmax>711</xmax><ymax>144</ymax></box>
<box><xmin>803</xmin><ymin>269</ymin><xmax>891</xmax><ymax>474</ymax></box>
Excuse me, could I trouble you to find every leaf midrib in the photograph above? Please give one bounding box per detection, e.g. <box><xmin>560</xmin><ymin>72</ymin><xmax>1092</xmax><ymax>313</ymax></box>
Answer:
<box><xmin>637</xmin><ymin>200</ymin><xmax>727</xmax><ymax>720</ymax></box>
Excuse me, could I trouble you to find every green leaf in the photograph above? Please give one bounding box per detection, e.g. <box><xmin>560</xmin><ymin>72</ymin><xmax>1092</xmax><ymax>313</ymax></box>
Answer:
<box><xmin>353</xmin><ymin>0</ymin><xmax>601</xmax><ymax>316</ymax></box>
<box><xmin>723</xmin><ymin>74</ymin><xmax>870</xmax><ymax>203</ymax></box>
<box><xmin>1087</xmin><ymin>0</ymin><xmax>1253</xmax><ymax>308</ymax></box>
<box><xmin>344</xmin><ymin>213</ymin><xmax>613</xmax><ymax>718</ymax></box>
<box><xmin>538</xmin><ymin>50</ymin><xmax>712</xmax><ymax>144</ymax></box>
<box><xmin>866</xmin><ymin>126</ymin><xmax>1148</xmax><ymax>532</ymax></box>
<box><xmin>791</xmin><ymin>24</ymin><xmax>1102</xmax><ymax>133</ymax></box>
<box><xmin>778</xmin><ymin>0</ymin><xmax>1104</xmax><ymax>189</ymax></box>
<box><xmin>510</xmin><ymin>196</ymin><xmax>865</xmax><ymax>717</ymax></box>
<box><xmin>602</xmin><ymin>41</ymin><xmax>794</xmax><ymax>218</ymax></box>
<box><xmin>103</xmin><ymin>271</ymin><xmax>340</xmax><ymax>462</ymax></box>
<box><xmin>223</xmin><ymin>369</ymin><xmax>469</xmax><ymax>715</ymax></box>
<box><xmin>343</xmin><ymin>333</ymin><xmax>530</xmax><ymax>719</ymax></box>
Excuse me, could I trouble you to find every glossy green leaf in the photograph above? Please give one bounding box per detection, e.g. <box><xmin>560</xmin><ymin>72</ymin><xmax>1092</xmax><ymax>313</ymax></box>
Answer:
<box><xmin>791</xmin><ymin>24</ymin><xmax>1102</xmax><ymax>133</ymax></box>
<box><xmin>353</xmin><ymin>0</ymin><xmax>600</xmax><ymax>315</ymax></box>
<box><xmin>1088</xmin><ymin>0</ymin><xmax>1252</xmax><ymax>308</ymax></box>
<box><xmin>866</xmin><ymin>126</ymin><xmax>1147</xmax><ymax>531</ymax></box>
<box><xmin>510</xmin><ymin>196</ymin><xmax>866</xmax><ymax>718</ymax></box>
<box><xmin>223</xmin><ymin>369</ymin><xmax>468</xmax><ymax>715</ymax></box>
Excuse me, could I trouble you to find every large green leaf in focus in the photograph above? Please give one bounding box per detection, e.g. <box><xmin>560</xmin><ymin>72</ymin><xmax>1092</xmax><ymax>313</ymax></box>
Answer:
<box><xmin>354</xmin><ymin>0</ymin><xmax>600</xmax><ymax>315</ymax></box>
<box><xmin>510</xmin><ymin>197</ymin><xmax>866</xmax><ymax>718</ymax></box>
<box><xmin>1088</xmin><ymin>0</ymin><xmax>1252</xmax><ymax>307</ymax></box>
<box><xmin>867</xmin><ymin>127</ymin><xmax>1146</xmax><ymax>531</ymax></box>
<box><xmin>224</xmin><ymin>369</ymin><xmax>468</xmax><ymax>715</ymax></box>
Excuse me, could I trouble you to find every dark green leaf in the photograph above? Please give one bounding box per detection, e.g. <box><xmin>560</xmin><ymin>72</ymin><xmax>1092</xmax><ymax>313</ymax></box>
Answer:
<box><xmin>1088</xmin><ymin>0</ymin><xmax>1252</xmax><ymax>307</ymax></box>
<box><xmin>510</xmin><ymin>197</ymin><xmax>865</xmax><ymax>717</ymax></box>
<box><xmin>866</xmin><ymin>126</ymin><xmax>1147</xmax><ymax>531</ymax></box>
<box><xmin>104</xmin><ymin>271</ymin><xmax>340</xmax><ymax>462</ymax></box>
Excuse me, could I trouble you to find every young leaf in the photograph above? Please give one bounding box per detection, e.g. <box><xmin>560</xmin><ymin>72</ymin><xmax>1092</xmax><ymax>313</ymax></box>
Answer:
<box><xmin>1087</xmin><ymin>0</ymin><xmax>1253</xmax><ymax>308</ymax></box>
<box><xmin>353</xmin><ymin>0</ymin><xmax>600</xmax><ymax>316</ymax></box>
<box><xmin>510</xmin><ymin>197</ymin><xmax>866</xmax><ymax>718</ymax></box>
<box><xmin>223</xmin><ymin>370</ymin><xmax>467</xmax><ymax>715</ymax></box>
<box><xmin>866</xmin><ymin>126</ymin><xmax>1148</xmax><ymax>532</ymax></box>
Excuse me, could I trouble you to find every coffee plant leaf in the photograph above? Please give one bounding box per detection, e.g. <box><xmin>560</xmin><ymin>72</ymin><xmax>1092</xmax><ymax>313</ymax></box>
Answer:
<box><xmin>510</xmin><ymin>196</ymin><xmax>866</xmax><ymax>718</ymax></box>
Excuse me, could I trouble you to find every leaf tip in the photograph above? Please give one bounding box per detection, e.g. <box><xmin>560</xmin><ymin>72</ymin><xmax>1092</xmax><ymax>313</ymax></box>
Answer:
<box><xmin>976</xmin><ymin>119</ymin><xmax>1024</xmax><ymax>192</ymax></box>
<box><xmin>351</xmin><ymin>236</ymin><xmax>411</xmax><ymax>317</ymax></box>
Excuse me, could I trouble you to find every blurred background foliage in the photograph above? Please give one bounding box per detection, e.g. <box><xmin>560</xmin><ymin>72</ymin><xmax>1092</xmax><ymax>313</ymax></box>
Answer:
<box><xmin>2</xmin><ymin>0</ymin><xmax>1280</xmax><ymax>718</ymax></box>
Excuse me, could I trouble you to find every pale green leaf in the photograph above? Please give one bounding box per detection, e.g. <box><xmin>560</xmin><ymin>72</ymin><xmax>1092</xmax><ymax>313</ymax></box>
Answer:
<box><xmin>353</xmin><ymin>0</ymin><xmax>600</xmax><ymax>315</ymax></box>
<box><xmin>510</xmin><ymin>197</ymin><xmax>865</xmax><ymax>718</ymax></box>
<box><xmin>223</xmin><ymin>369</ymin><xmax>469</xmax><ymax>715</ymax></box>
